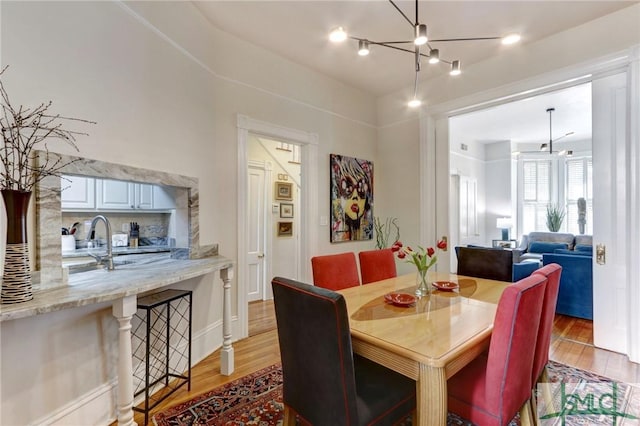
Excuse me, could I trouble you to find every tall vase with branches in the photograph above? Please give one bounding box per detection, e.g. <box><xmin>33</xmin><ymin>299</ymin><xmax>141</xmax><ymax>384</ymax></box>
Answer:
<box><xmin>1</xmin><ymin>66</ymin><xmax>94</xmax><ymax>303</ymax></box>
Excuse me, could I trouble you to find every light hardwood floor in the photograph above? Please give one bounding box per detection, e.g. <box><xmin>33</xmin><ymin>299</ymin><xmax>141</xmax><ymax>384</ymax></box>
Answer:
<box><xmin>123</xmin><ymin>300</ymin><xmax>638</xmax><ymax>425</ymax></box>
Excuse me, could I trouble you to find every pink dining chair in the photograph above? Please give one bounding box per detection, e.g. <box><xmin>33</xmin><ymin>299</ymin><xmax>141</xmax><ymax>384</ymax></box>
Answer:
<box><xmin>358</xmin><ymin>248</ymin><xmax>397</xmax><ymax>284</ymax></box>
<box><xmin>311</xmin><ymin>252</ymin><xmax>360</xmax><ymax>290</ymax></box>
<box><xmin>531</xmin><ymin>263</ymin><xmax>563</xmax><ymax>384</ymax></box>
<box><xmin>447</xmin><ymin>273</ymin><xmax>548</xmax><ymax>426</ymax></box>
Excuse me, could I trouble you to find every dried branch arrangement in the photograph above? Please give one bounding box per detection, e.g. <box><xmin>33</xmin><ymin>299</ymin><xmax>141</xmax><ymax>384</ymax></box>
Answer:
<box><xmin>0</xmin><ymin>65</ymin><xmax>96</xmax><ymax>192</ymax></box>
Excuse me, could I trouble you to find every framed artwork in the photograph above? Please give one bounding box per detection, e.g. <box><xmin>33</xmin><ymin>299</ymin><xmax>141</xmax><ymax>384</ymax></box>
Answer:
<box><xmin>277</xmin><ymin>221</ymin><xmax>293</xmax><ymax>237</ymax></box>
<box><xmin>280</xmin><ymin>203</ymin><xmax>294</xmax><ymax>218</ymax></box>
<box><xmin>275</xmin><ymin>182</ymin><xmax>293</xmax><ymax>200</ymax></box>
<box><xmin>330</xmin><ymin>153</ymin><xmax>373</xmax><ymax>242</ymax></box>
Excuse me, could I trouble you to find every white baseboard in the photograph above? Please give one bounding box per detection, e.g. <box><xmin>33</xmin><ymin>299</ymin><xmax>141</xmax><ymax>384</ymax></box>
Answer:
<box><xmin>31</xmin><ymin>315</ymin><xmax>239</xmax><ymax>426</ymax></box>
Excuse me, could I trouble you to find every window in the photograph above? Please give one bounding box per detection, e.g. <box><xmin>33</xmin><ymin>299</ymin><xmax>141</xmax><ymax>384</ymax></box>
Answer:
<box><xmin>522</xmin><ymin>160</ymin><xmax>551</xmax><ymax>234</ymax></box>
<box><xmin>565</xmin><ymin>157</ymin><xmax>593</xmax><ymax>235</ymax></box>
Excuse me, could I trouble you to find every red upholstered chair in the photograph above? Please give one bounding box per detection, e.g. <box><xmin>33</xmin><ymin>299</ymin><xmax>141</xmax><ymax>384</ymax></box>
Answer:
<box><xmin>358</xmin><ymin>248</ymin><xmax>397</xmax><ymax>284</ymax></box>
<box><xmin>311</xmin><ymin>252</ymin><xmax>360</xmax><ymax>290</ymax></box>
<box><xmin>447</xmin><ymin>274</ymin><xmax>547</xmax><ymax>426</ymax></box>
<box><xmin>271</xmin><ymin>277</ymin><xmax>416</xmax><ymax>425</ymax></box>
<box><xmin>531</xmin><ymin>263</ymin><xmax>563</xmax><ymax>384</ymax></box>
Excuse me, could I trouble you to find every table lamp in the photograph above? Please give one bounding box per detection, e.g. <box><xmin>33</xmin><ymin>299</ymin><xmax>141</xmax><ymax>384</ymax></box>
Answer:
<box><xmin>496</xmin><ymin>217</ymin><xmax>512</xmax><ymax>241</ymax></box>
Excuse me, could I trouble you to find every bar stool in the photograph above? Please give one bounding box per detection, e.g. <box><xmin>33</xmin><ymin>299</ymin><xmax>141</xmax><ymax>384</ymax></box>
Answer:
<box><xmin>132</xmin><ymin>289</ymin><xmax>192</xmax><ymax>425</ymax></box>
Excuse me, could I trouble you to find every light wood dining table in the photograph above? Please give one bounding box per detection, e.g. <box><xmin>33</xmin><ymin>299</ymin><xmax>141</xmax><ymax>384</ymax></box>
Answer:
<box><xmin>337</xmin><ymin>271</ymin><xmax>510</xmax><ymax>426</ymax></box>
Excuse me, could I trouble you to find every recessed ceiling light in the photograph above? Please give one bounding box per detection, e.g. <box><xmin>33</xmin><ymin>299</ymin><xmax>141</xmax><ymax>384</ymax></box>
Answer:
<box><xmin>408</xmin><ymin>98</ymin><xmax>422</xmax><ymax>108</ymax></box>
<box><xmin>502</xmin><ymin>34</ymin><xmax>521</xmax><ymax>45</ymax></box>
<box><xmin>329</xmin><ymin>27</ymin><xmax>347</xmax><ymax>43</ymax></box>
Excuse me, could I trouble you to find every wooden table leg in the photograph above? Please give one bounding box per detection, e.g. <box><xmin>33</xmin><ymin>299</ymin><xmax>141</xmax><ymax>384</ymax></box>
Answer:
<box><xmin>417</xmin><ymin>363</ymin><xmax>447</xmax><ymax>426</ymax></box>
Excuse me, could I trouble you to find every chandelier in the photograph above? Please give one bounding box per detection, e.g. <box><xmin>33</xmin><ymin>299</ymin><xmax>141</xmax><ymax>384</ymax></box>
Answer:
<box><xmin>540</xmin><ymin>107</ymin><xmax>574</xmax><ymax>156</ymax></box>
<box><xmin>329</xmin><ymin>0</ymin><xmax>521</xmax><ymax>107</ymax></box>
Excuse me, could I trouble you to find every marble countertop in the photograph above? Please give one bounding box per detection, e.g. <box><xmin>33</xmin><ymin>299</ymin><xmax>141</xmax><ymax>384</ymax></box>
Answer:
<box><xmin>62</xmin><ymin>245</ymin><xmax>171</xmax><ymax>259</ymax></box>
<box><xmin>0</xmin><ymin>253</ymin><xmax>233</xmax><ymax>322</ymax></box>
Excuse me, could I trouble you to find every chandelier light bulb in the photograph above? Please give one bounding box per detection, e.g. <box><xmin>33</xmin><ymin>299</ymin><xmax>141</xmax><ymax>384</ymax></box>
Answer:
<box><xmin>450</xmin><ymin>60</ymin><xmax>461</xmax><ymax>76</ymax></box>
<box><xmin>428</xmin><ymin>49</ymin><xmax>440</xmax><ymax>64</ymax></box>
<box><xmin>414</xmin><ymin>24</ymin><xmax>428</xmax><ymax>45</ymax></box>
<box><xmin>358</xmin><ymin>40</ymin><xmax>370</xmax><ymax>56</ymax></box>
<box><xmin>408</xmin><ymin>98</ymin><xmax>422</xmax><ymax>108</ymax></box>
<box><xmin>329</xmin><ymin>27</ymin><xmax>347</xmax><ymax>43</ymax></box>
<box><xmin>501</xmin><ymin>34</ymin><xmax>521</xmax><ymax>45</ymax></box>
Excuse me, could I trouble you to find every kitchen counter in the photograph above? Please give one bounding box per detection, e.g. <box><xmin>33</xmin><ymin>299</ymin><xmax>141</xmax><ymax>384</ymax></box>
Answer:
<box><xmin>0</xmin><ymin>253</ymin><xmax>233</xmax><ymax>322</ymax></box>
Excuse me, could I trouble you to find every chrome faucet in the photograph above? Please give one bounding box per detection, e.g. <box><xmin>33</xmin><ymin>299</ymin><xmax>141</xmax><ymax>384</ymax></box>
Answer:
<box><xmin>85</xmin><ymin>215</ymin><xmax>114</xmax><ymax>270</ymax></box>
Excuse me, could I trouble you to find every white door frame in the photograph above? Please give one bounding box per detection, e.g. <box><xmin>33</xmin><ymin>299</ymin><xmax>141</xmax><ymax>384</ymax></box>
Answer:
<box><xmin>237</xmin><ymin>115</ymin><xmax>319</xmax><ymax>339</ymax></box>
<box><xmin>423</xmin><ymin>47</ymin><xmax>639</xmax><ymax>361</ymax></box>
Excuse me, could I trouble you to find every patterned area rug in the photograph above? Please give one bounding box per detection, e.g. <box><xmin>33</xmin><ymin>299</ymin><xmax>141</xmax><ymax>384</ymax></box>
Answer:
<box><xmin>153</xmin><ymin>361</ymin><xmax>639</xmax><ymax>426</ymax></box>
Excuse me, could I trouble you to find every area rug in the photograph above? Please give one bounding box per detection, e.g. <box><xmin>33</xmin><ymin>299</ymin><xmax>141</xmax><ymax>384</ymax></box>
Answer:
<box><xmin>152</xmin><ymin>361</ymin><xmax>639</xmax><ymax>426</ymax></box>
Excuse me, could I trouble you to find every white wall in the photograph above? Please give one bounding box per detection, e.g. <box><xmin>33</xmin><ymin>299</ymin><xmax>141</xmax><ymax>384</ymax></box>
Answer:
<box><xmin>1</xmin><ymin>1</ymin><xmax>378</xmax><ymax>424</ymax></box>
<box><xmin>485</xmin><ymin>141</ymin><xmax>513</xmax><ymax>243</ymax></box>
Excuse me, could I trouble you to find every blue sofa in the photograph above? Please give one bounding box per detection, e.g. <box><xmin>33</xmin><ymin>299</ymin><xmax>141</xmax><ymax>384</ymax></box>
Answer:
<box><xmin>542</xmin><ymin>251</ymin><xmax>593</xmax><ymax>320</ymax></box>
<box><xmin>519</xmin><ymin>232</ymin><xmax>592</xmax><ymax>262</ymax></box>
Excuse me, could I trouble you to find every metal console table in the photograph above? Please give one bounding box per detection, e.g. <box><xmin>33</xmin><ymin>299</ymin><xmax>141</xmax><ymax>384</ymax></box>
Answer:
<box><xmin>132</xmin><ymin>289</ymin><xmax>192</xmax><ymax>425</ymax></box>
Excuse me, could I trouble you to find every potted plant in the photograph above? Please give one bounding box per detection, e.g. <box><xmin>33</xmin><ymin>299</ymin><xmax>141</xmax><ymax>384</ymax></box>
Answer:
<box><xmin>546</xmin><ymin>204</ymin><xmax>566</xmax><ymax>232</ymax></box>
<box><xmin>1</xmin><ymin>66</ymin><xmax>94</xmax><ymax>303</ymax></box>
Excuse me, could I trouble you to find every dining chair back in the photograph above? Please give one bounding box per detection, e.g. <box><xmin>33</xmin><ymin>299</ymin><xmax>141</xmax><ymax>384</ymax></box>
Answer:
<box><xmin>531</xmin><ymin>263</ymin><xmax>562</xmax><ymax>384</ymax></box>
<box><xmin>271</xmin><ymin>276</ymin><xmax>416</xmax><ymax>426</ymax></box>
<box><xmin>358</xmin><ymin>248</ymin><xmax>397</xmax><ymax>284</ymax></box>
<box><xmin>448</xmin><ymin>274</ymin><xmax>547</xmax><ymax>426</ymax></box>
<box><xmin>311</xmin><ymin>252</ymin><xmax>360</xmax><ymax>290</ymax></box>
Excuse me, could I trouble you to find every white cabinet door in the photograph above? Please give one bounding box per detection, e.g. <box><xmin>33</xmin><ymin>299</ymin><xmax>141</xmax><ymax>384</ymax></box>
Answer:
<box><xmin>61</xmin><ymin>175</ymin><xmax>96</xmax><ymax>210</ymax></box>
<box><xmin>152</xmin><ymin>185</ymin><xmax>176</xmax><ymax>210</ymax></box>
<box><xmin>135</xmin><ymin>183</ymin><xmax>154</xmax><ymax>209</ymax></box>
<box><xmin>97</xmin><ymin>179</ymin><xmax>135</xmax><ymax>210</ymax></box>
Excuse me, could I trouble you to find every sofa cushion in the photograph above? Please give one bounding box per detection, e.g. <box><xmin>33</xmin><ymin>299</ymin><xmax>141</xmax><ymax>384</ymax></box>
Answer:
<box><xmin>574</xmin><ymin>235</ymin><xmax>592</xmax><ymax>246</ymax></box>
<box><xmin>526</xmin><ymin>232</ymin><xmax>575</xmax><ymax>250</ymax></box>
<box><xmin>528</xmin><ymin>241</ymin><xmax>568</xmax><ymax>254</ymax></box>
<box><xmin>554</xmin><ymin>248</ymin><xmax>592</xmax><ymax>256</ymax></box>
<box><xmin>574</xmin><ymin>244</ymin><xmax>593</xmax><ymax>254</ymax></box>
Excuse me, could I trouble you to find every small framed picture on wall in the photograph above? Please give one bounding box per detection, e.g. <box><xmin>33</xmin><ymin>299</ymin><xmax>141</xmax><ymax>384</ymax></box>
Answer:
<box><xmin>275</xmin><ymin>182</ymin><xmax>293</xmax><ymax>200</ymax></box>
<box><xmin>277</xmin><ymin>221</ymin><xmax>293</xmax><ymax>237</ymax></box>
<box><xmin>280</xmin><ymin>203</ymin><xmax>294</xmax><ymax>218</ymax></box>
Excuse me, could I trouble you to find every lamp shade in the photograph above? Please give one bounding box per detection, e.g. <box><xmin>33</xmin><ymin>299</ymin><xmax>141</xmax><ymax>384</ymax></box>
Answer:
<box><xmin>496</xmin><ymin>218</ymin><xmax>512</xmax><ymax>229</ymax></box>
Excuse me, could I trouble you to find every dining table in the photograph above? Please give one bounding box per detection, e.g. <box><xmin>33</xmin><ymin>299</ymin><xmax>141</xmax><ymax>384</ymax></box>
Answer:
<box><xmin>337</xmin><ymin>271</ymin><xmax>510</xmax><ymax>426</ymax></box>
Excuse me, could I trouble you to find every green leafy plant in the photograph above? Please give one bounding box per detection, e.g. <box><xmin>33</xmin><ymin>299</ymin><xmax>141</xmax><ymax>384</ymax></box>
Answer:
<box><xmin>546</xmin><ymin>204</ymin><xmax>566</xmax><ymax>232</ymax></box>
<box><xmin>374</xmin><ymin>217</ymin><xmax>400</xmax><ymax>249</ymax></box>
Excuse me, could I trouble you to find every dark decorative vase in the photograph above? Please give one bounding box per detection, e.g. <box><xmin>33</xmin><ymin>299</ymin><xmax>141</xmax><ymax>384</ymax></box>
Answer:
<box><xmin>2</xmin><ymin>189</ymin><xmax>33</xmax><ymax>304</ymax></box>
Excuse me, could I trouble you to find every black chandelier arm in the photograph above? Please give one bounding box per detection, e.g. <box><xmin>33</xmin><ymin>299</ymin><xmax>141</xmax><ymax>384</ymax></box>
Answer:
<box><xmin>350</xmin><ymin>37</ymin><xmax>456</xmax><ymax>65</ymax></box>
<box><xmin>388</xmin><ymin>0</ymin><xmax>415</xmax><ymax>27</ymax></box>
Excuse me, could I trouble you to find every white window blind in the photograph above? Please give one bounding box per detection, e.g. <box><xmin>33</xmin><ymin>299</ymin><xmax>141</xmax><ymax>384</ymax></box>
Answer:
<box><xmin>522</xmin><ymin>160</ymin><xmax>551</xmax><ymax>234</ymax></box>
<box><xmin>565</xmin><ymin>158</ymin><xmax>593</xmax><ymax>235</ymax></box>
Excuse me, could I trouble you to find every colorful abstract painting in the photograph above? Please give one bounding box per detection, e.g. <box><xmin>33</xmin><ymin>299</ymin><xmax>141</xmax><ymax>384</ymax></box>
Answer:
<box><xmin>330</xmin><ymin>154</ymin><xmax>373</xmax><ymax>242</ymax></box>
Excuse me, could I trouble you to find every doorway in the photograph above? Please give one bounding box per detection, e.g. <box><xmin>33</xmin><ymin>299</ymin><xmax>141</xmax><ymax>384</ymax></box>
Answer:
<box><xmin>236</xmin><ymin>115</ymin><xmax>319</xmax><ymax>339</ymax></box>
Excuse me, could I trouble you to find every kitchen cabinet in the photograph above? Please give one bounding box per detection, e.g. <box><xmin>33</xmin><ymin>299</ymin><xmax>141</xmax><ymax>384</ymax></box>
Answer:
<box><xmin>96</xmin><ymin>180</ymin><xmax>162</xmax><ymax>210</ymax></box>
<box><xmin>62</xmin><ymin>176</ymin><xmax>175</xmax><ymax>211</ymax></box>
<box><xmin>61</xmin><ymin>175</ymin><xmax>96</xmax><ymax>210</ymax></box>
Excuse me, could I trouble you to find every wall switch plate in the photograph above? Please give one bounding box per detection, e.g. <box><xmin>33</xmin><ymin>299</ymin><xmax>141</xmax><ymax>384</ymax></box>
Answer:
<box><xmin>320</xmin><ymin>216</ymin><xmax>328</xmax><ymax>226</ymax></box>
<box><xmin>272</xmin><ymin>203</ymin><xmax>280</xmax><ymax>213</ymax></box>
<box><xmin>122</xmin><ymin>223</ymin><xmax>130</xmax><ymax>233</ymax></box>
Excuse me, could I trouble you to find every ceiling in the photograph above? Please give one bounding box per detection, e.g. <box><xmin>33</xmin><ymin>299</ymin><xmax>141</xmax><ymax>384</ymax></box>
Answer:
<box><xmin>193</xmin><ymin>1</ymin><xmax>634</xmax><ymax>144</ymax></box>
<box><xmin>194</xmin><ymin>1</ymin><xmax>636</xmax><ymax>97</ymax></box>
<box><xmin>450</xmin><ymin>82</ymin><xmax>592</xmax><ymax>146</ymax></box>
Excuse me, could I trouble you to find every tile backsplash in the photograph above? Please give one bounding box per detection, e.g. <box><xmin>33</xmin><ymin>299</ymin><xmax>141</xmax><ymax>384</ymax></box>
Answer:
<box><xmin>62</xmin><ymin>212</ymin><xmax>170</xmax><ymax>242</ymax></box>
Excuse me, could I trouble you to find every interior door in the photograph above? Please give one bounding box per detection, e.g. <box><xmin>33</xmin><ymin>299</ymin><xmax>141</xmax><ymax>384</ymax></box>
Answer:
<box><xmin>247</xmin><ymin>163</ymin><xmax>267</xmax><ymax>302</ymax></box>
<box><xmin>592</xmin><ymin>71</ymin><xmax>628</xmax><ymax>353</ymax></box>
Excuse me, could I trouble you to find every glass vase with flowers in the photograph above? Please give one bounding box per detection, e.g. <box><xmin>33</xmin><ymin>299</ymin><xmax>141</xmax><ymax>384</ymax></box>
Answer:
<box><xmin>391</xmin><ymin>239</ymin><xmax>447</xmax><ymax>297</ymax></box>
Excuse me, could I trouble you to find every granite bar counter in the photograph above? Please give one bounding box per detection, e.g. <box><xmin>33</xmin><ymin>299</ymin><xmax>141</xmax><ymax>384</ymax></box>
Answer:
<box><xmin>0</xmin><ymin>252</ymin><xmax>235</xmax><ymax>426</ymax></box>
<box><xmin>0</xmin><ymin>253</ymin><xmax>232</xmax><ymax>322</ymax></box>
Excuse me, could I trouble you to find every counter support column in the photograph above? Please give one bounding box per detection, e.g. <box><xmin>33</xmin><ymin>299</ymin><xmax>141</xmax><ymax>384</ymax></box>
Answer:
<box><xmin>113</xmin><ymin>295</ymin><xmax>138</xmax><ymax>426</ymax></box>
<box><xmin>220</xmin><ymin>267</ymin><xmax>234</xmax><ymax>375</ymax></box>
